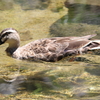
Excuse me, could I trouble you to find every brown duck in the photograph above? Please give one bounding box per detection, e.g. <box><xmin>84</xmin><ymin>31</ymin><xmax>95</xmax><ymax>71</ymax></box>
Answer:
<box><xmin>0</xmin><ymin>28</ymin><xmax>100</xmax><ymax>62</ymax></box>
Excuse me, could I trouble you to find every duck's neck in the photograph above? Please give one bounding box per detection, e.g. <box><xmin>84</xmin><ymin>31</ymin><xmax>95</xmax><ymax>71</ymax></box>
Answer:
<box><xmin>5</xmin><ymin>40</ymin><xmax>20</xmax><ymax>56</ymax></box>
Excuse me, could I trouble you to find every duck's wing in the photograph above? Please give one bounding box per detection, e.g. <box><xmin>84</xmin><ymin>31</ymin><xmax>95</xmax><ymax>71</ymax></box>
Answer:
<box><xmin>63</xmin><ymin>39</ymin><xmax>91</xmax><ymax>55</ymax></box>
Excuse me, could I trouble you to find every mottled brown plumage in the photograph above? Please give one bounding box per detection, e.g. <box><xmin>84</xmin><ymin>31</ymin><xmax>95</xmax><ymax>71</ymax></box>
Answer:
<box><xmin>0</xmin><ymin>28</ymin><xmax>100</xmax><ymax>62</ymax></box>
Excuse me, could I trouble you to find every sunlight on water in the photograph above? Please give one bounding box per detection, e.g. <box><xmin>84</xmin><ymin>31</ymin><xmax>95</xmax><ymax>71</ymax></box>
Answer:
<box><xmin>0</xmin><ymin>0</ymin><xmax>100</xmax><ymax>100</ymax></box>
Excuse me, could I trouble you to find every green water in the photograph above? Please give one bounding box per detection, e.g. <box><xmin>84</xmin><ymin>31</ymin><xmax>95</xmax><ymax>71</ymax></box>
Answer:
<box><xmin>0</xmin><ymin>0</ymin><xmax>100</xmax><ymax>99</ymax></box>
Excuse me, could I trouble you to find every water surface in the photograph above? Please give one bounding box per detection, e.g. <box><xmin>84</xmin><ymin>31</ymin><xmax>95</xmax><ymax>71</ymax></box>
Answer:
<box><xmin>0</xmin><ymin>0</ymin><xmax>100</xmax><ymax>99</ymax></box>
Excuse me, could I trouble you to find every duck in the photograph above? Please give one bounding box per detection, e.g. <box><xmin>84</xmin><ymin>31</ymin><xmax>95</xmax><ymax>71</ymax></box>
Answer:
<box><xmin>0</xmin><ymin>28</ymin><xmax>100</xmax><ymax>62</ymax></box>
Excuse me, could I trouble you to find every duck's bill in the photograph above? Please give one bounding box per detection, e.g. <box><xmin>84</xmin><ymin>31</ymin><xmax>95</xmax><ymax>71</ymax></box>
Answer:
<box><xmin>0</xmin><ymin>40</ymin><xmax>5</xmax><ymax>45</ymax></box>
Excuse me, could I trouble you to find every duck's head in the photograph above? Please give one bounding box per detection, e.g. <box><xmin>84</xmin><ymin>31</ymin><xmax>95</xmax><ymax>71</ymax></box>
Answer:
<box><xmin>0</xmin><ymin>28</ymin><xmax>20</xmax><ymax>47</ymax></box>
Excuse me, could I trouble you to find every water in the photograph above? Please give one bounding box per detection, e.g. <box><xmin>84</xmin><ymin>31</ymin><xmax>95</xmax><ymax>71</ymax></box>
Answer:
<box><xmin>0</xmin><ymin>0</ymin><xmax>100</xmax><ymax>99</ymax></box>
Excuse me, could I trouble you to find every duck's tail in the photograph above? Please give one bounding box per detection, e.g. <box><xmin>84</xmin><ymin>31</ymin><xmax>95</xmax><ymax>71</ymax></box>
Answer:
<box><xmin>89</xmin><ymin>40</ymin><xmax>100</xmax><ymax>50</ymax></box>
<box><xmin>81</xmin><ymin>34</ymin><xmax>97</xmax><ymax>40</ymax></box>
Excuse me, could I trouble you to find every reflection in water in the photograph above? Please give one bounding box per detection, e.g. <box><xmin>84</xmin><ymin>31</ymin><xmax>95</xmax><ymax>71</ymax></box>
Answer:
<box><xmin>0</xmin><ymin>83</ymin><xmax>17</xmax><ymax>95</ymax></box>
<box><xmin>14</xmin><ymin>0</ymin><xmax>50</xmax><ymax>10</ymax></box>
<box><xmin>85</xmin><ymin>65</ymin><xmax>100</xmax><ymax>76</ymax></box>
<box><xmin>21</xmin><ymin>74</ymin><xmax>53</xmax><ymax>93</ymax></box>
<box><xmin>0</xmin><ymin>76</ymin><xmax>25</xmax><ymax>95</ymax></box>
<box><xmin>50</xmin><ymin>0</ymin><xmax>100</xmax><ymax>37</ymax></box>
<box><xmin>0</xmin><ymin>0</ymin><xmax>50</xmax><ymax>11</ymax></box>
<box><xmin>0</xmin><ymin>70</ymin><xmax>53</xmax><ymax>95</ymax></box>
<box><xmin>64</xmin><ymin>1</ymin><xmax>100</xmax><ymax>24</ymax></box>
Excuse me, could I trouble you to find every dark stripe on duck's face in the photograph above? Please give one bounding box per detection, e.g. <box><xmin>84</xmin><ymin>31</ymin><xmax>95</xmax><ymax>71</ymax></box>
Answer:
<box><xmin>0</xmin><ymin>32</ymin><xmax>11</xmax><ymax>45</ymax></box>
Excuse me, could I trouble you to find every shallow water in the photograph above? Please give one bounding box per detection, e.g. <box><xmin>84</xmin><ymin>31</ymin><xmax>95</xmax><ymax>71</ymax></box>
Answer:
<box><xmin>0</xmin><ymin>0</ymin><xmax>100</xmax><ymax>100</ymax></box>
